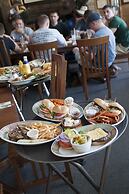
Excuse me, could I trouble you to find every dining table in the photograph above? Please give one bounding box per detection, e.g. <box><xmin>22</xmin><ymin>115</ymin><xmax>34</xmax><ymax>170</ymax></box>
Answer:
<box><xmin>15</xmin><ymin>113</ymin><xmax>128</xmax><ymax>194</ymax></box>
<box><xmin>10</xmin><ymin>42</ymin><xmax>76</xmax><ymax>65</ymax></box>
<box><xmin>0</xmin><ymin>64</ymin><xmax>51</xmax><ymax>111</ymax></box>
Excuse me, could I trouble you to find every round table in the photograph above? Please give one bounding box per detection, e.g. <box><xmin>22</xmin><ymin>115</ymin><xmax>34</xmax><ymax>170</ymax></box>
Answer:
<box><xmin>16</xmin><ymin>114</ymin><xmax>128</xmax><ymax>194</ymax></box>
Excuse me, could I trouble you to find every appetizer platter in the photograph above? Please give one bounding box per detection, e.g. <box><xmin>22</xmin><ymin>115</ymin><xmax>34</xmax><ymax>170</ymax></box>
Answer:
<box><xmin>0</xmin><ymin>120</ymin><xmax>62</xmax><ymax>145</ymax></box>
<box><xmin>83</xmin><ymin>98</ymin><xmax>125</xmax><ymax>126</ymax></box>
<box><xmin>32</xmin><ymin>97</ymin><xmax>83</xmax><ymax>122</ymax></box>
<box><xmin>51</xmin><ymin>124</ymin><xmax>118</xmax><ymax>158</ymax></box>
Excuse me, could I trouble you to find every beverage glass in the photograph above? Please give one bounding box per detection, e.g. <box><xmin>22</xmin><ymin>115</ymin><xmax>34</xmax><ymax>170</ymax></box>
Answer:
<box><xmin>86</xmin><ymin>30</ymin><xmax>92</xmax><ymax>39</ymax></box>
<box><xmin>71</xmin><ymin>29</ymin><xmax>76</xmax><ymax>45</ymax></box>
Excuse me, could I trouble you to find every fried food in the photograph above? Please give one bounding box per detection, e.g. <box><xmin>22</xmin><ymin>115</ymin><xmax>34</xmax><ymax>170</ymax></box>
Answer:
<box><xmin>85</xmin><ymin>98</ymin><xmax>124</xmax><ymax>125</ymax></box>
<box><xmin>8</xmin><ymin>122</ymin><xmax>62</xmax><ymax>142</ymax></box>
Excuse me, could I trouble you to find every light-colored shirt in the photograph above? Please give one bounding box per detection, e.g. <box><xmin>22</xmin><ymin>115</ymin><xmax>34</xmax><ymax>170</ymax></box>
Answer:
<box><xmin>11</xmin><ymin>26</ymin><xmax>33</xmax><ymax>42</ymax></box>
<box><xmin>94</xmin><ymin>26</ymin><xmax>116</xmax><ymax>66</ymax></box>
<box><xmin>30</xmin><ymin>28</ymin><xmax>67</xmax><ymax>47</ymax></box>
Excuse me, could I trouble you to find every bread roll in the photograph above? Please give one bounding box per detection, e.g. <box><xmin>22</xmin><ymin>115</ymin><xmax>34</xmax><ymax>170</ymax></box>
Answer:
<box><xmin>42</xmin><ymin>99</ymin><xmax>54</xmax><ymax>111</ymax></box>
<box><xmin>94</xmin><ymin>98</ymin><xmax>109</xmax><ymax>110</ymax></box>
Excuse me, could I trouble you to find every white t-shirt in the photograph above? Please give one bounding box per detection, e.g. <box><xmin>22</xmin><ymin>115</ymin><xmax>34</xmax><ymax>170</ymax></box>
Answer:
<box><xmin>30</xmin><ymin>28</ymin><xmax>67</xmax><ymax>47</ymax></box>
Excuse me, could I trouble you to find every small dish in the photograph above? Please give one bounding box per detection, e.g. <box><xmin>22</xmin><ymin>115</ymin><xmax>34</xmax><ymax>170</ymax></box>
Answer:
<box><xmin>62</xmin><ymin>117</ymin><xmax>81</xmax><ymax>128</ymax></box>
<box><xmin>27</xmin><ymin>129</ymin><xmax>39</xmax><ymax>140</ymax></box>
<box><xmin>71</xmin><ymin>135</ymin><xmax>92</xmax><ymax>153</ymax></box>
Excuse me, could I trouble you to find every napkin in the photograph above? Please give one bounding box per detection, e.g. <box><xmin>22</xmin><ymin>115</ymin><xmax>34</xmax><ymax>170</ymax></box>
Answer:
<box><xmin>0</xmin><ymin>101</ymin><xmax>12</xmax><ymax>110</ymax></box>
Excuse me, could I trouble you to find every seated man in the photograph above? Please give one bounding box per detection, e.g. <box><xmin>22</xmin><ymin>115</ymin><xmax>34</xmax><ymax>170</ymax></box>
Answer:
<box><xmin>49</xmin><ymin>11</ymin><xmax>70</xmax><ymax>39</ymax></box>
<box><xmin>10</xmin><ymin>18</ymin><xmax>33</xmax><ymax>42</ymax></box>
<box><xmin>73</xmin><ymin>12</ymin><xmax>118</xmax><ymax>77</ymax></box>
<box><xmin>103</xmin><ymin>5</ymin><xmax>129</xmax><ymax>53</ymax></box>
<box><xmin>0</xmin><ymin>22</ymin><xmax>21</xmax><ymax>54</ymax></box>
<box><xmin>30</xmin><ymin>14</ymin><xmax>67</xmax><ymax>48</ymax></box>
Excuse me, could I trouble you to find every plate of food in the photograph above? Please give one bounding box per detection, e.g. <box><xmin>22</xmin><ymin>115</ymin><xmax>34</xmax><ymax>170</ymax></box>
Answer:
<box><xmin>83</xmin><ymin>98</ymin><xmax>126</xmax><ymax>126</ymax></box>
<box><xmin>61</xmin><ymin>117</ymin><xmax>81</xmax><ymax>128</ymax></box>
<box><xmin>0</xmin><ymin>120</ymin><xmax>62</xmax><ymax>145</ymax></box>
<box><xmin>0</xmin><ymin>66</ymin><xmax>18</xmax><ymax>83</ymax></box>
<box><xmin>51</xmin><ymin>124</ymin><xmax>118</xmax><ymax>158</ymax></box>
<box><xmin>8</xmin><ymin>75</ymin><xmax>35</xmax><ymax>86</ymax></box>
<box><xmin>32</xmin><ymin>97</ymin><xmax>83</xmax><ymax>122</ymax></box>
<box><xmin>29</xmin><ymin>59</ymin><xmax>45</xmax><ymax>68</ymax></box>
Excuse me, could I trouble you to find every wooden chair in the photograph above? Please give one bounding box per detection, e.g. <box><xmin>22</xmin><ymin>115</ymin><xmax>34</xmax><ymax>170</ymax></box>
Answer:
<box><xmin>77</xmin><ymin>36</ymin><xmax>111</xmax><ymax>100</ymax></box>
<box><xmin>28</xmin><ymin>41</ymin><xmax>58</xmax><ymax>97</ymax></box>
<box><xmin>50</xmin><ymin>53</ymin><xmax>67</xmax><ymax>99</ymax></box>
<box><xmin>0</xmin><ymin>39</ymin><xmax>12</xmax><ymax>67</ymax></box>
<box><xmin>28</xmin><ymin>41</ymin><xmax>58</xmax><ymax>62</ymax></box>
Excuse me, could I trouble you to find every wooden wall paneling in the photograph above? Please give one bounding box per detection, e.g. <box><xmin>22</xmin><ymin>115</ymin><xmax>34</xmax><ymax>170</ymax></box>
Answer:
<box><xmin>0</xmin><ymin>0</ymin><xmax>12</xmax><ymax>33</ymax></box>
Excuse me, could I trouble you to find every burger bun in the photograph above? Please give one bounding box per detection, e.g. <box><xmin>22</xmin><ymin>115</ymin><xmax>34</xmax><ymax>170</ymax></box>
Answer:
<box><xmin>53</xmin><ymin>105</ymin><xmax>69</xmax><ymax>119</ymax></box>
<box><xmin>94</xmin><ymin>98</ymin><xmax>109</xmax><ymax>110</ymax></box>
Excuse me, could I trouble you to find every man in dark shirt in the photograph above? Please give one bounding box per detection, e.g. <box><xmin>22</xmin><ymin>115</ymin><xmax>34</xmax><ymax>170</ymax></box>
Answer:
<box><xmin>0</xmin><ymin>23</ymin><xmax>21</xmax><ymax>53</ymax></box>
<box><xmin>49</xmin><ymin>12</ymin><xmax>70</xmax><ymax>39</ymax></box>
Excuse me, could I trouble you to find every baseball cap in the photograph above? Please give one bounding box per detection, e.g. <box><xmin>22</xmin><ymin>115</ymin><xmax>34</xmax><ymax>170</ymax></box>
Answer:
<box><xmin>87</xmin><ymin>12</ymin><xmax>102</xmax><ymax>25</ymax></box>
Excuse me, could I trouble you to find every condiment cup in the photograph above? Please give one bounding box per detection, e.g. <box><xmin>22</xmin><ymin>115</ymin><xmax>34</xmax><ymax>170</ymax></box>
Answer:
<box><xmin>71</xmin><ymin>135</ymin><xmax>92</xmax><ymax>153</ymax></box>
<box><xmin>27</xmin><ymin>129</ymin><xmax>39</xmax><ymax>140</ymax></box>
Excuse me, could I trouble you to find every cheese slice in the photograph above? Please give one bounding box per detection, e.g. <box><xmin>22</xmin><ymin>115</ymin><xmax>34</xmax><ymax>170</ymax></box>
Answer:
<box><xmin>86</xmin><ymin>128</ymin><xmax>108</xmax><ymax>141</ymax></box>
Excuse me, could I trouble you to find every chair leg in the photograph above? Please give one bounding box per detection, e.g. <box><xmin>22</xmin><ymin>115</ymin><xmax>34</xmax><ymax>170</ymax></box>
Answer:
<box><xmin>37</xmin><ymin>83</ymin><xmax>43</xmax><ymax>99</ymax></box>
<box><xmin>106</xmin><ymin>76</ymin><xmax>111</xmax><ymax>99</ymax></box>
<box><xmin>43</xmin><ymin>82</ymin><xmax>50</xmax><ymax>97</ymax></box>
<box><xmin>82</xmin><ymin>75</ymin><xmax>88</xmax><ymax>100</ymax></box>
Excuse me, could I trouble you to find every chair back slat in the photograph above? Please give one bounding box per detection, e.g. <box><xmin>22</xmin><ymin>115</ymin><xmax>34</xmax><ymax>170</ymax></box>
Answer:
<box><xmin>50</xmin><ymin>53</ymin><xmax>67</xmax><ymax>99</ymax></box>
<box><xmin>77</xmin><ymin>36</ymin><xmax>111</xmax><ymax>99</ymax></box>
<box><xmin>28</xmin><ymin>41</ymin><xmax>58</xmax><ymax>62</ymax></box>
<box><xmin>0</xmin><ymin>39</ymin><xmax>12</xmax><ymax>67</ymax></box>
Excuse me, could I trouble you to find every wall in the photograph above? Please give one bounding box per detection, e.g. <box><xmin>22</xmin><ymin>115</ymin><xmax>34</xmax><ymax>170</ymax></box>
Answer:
<box><xmin>120</xmin><ymin>3</ymin><xmax>129</xmax><ymax>26</ymax></box>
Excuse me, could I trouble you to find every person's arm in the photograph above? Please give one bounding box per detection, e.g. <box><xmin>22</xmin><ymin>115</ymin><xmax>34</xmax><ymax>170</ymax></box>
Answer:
<box><xmin>54</xmin><ymin>29</ymin><xmax>67</xmax><ymax>47</ymax></box>
<box><xmin>23</xmin><ymin>27</ymin><xmax>34</xmax><ymax>43</ymax></box>
<box><xmin>22</xmin><ymin>32</ymin><xmax>30</xmax><ymax>42</ymax></box>
<box><xmin>108</xmin><ymin>16</ymin><xmax>120</xmax><ymax>34</ymax></box>
<box><xmin>8</xmin><ymin>36</ymin><xmax>22</xmax><ymax>53</ymax></box>
<box><xmin>14</xmin><ymin>42</ymin><xmax>22</xmax><ymax>53</ymax></box>
<box><xmin>110</xmin><ymin>28</ymin><xmax>117</xmax><ymax>33</ymax></box>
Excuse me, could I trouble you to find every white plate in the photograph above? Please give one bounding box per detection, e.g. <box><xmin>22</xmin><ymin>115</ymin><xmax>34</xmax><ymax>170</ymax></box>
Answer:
<box><xmin>32</xmin><ymin>100</ymin><xmax>83</xmax><ymax>122</ymax></box>
<box><xmin>0</xmin><ymin>120</ymin><xmax>62</xmax><ymax>145</ymax></box>
<box><xmin>8</xmin><ymin>76</ymin><xmax>35</xmax><ymax>86</ymax></box>
<box><xmin>83</xmin><ymin>101</ymin><xmax>126</xmax><ymax>126</ymax></box>
<box><xmin>29</xmin><ymin>59</ymin><xmax>45</xmax><ymax>68</ymax></box>
<box><xmin>51</xmin><ymin>124</ymin><xmax>118</xmax><ymax>158</ymax></box>
<box><xmin>0</xmin><ymin>66</ymin><xmax>18</xmax><ymax>83</ymax></box>
<box><xmin>0</xmin><ymin>75</ymin><xmax>9</xmax><ymax>83</ymax></box>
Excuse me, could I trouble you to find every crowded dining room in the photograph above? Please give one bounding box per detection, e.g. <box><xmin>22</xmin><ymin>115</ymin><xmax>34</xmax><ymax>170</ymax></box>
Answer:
<box><xmin>0</xmin><ymin>0</ymin><xmax>129</xmax><ymax>193</ymax></box>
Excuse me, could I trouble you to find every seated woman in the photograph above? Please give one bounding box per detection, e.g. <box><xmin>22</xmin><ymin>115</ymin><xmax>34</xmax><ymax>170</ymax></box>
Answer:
<box><xmin>103</xmin><ymin>4</ymin><xmax>129</xmax><ymax>53</ymax></box>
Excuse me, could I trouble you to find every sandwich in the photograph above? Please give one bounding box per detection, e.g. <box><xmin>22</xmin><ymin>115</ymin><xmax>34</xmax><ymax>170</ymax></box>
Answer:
<box><xmin>40</xmin><ymin>99</ymin><xmax>55</xmax><ymax>118</ymax></box>
<box><xmin>86</xmin><ymin>127</ymin><xmax>111</xmax><ymax>145</ymax></box>
<box><xmin>52</xmin><ymin>105</ymin><xmax>69</xmax><ymax>119</ymax></box>
<box><xmin>109</xmin><ymin>101</ymin><xmax>124</xmax><ymax>113</ymax></box>
<box><xmin>94</xmin><ymin>98</ymin><xmax>109</xmax><ymax>110</ymax></box>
